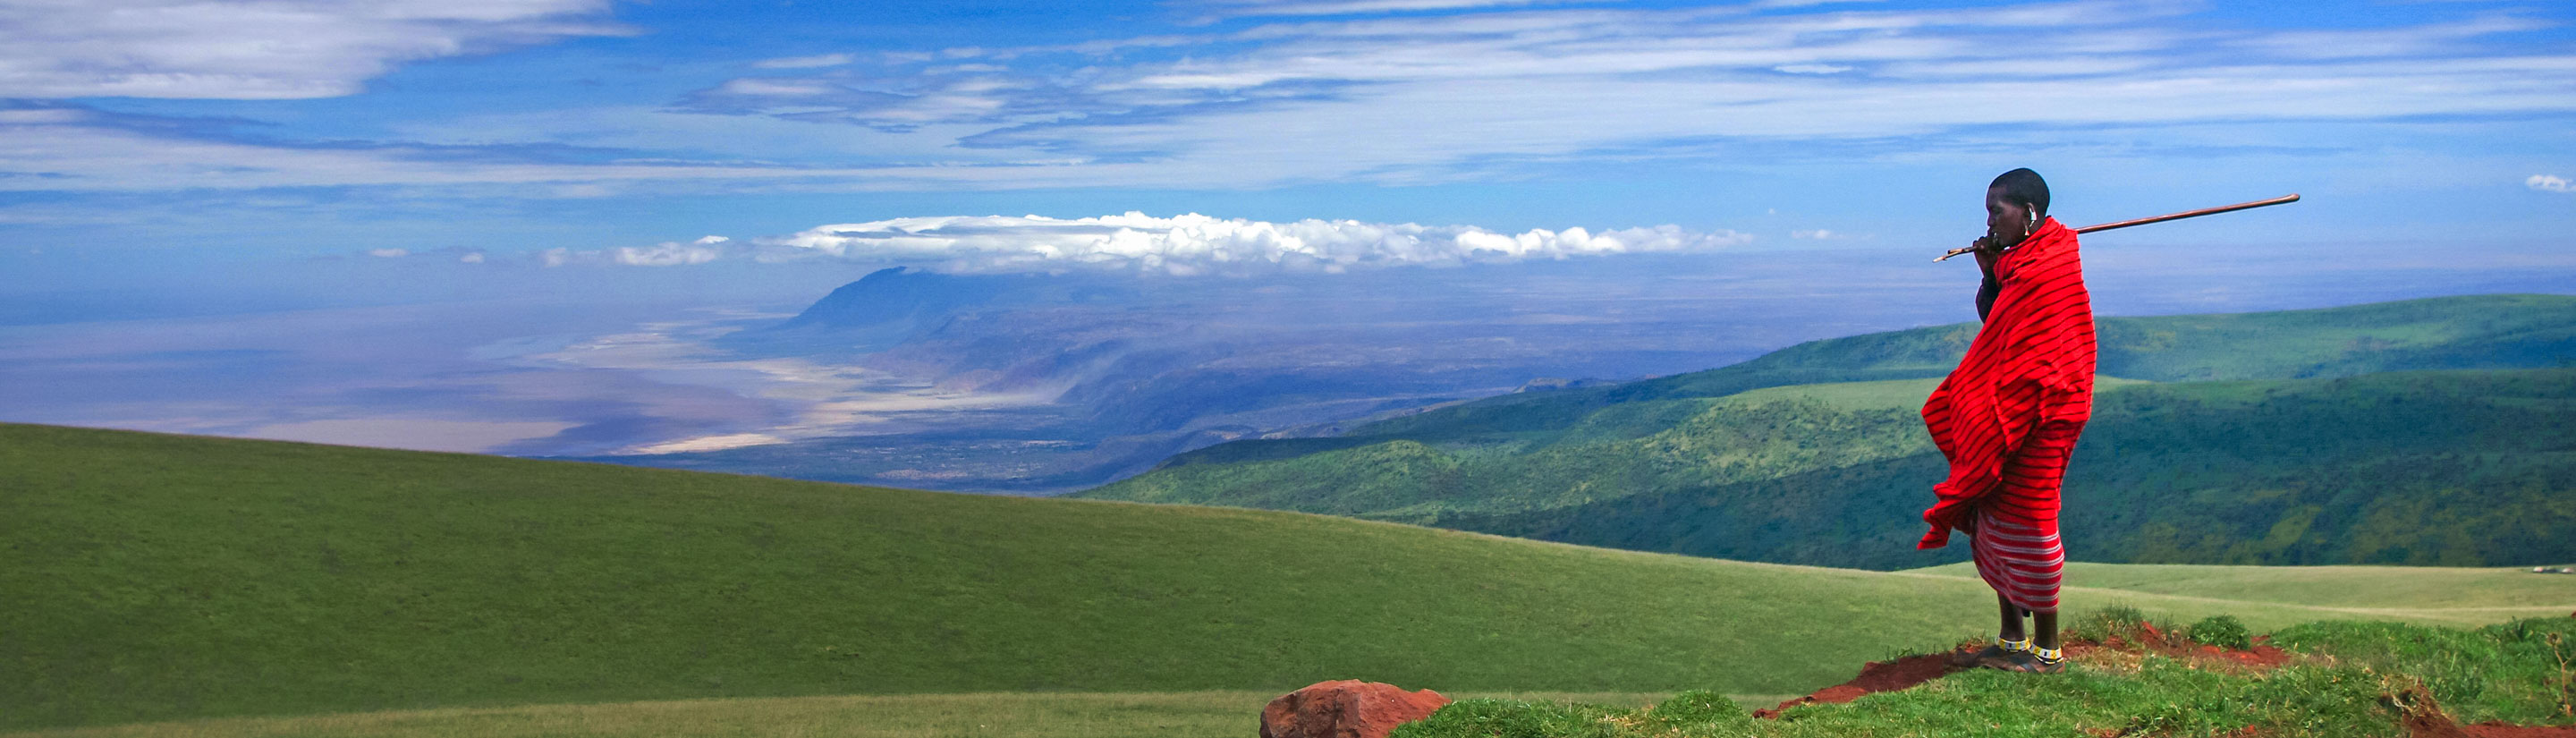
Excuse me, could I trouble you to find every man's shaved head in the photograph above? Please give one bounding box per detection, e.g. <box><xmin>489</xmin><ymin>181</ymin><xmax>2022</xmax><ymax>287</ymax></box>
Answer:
<box><xmin>1990</xmin><ymin>168</ymin><xmax>2050</xmax><ymax>217</ymax></box>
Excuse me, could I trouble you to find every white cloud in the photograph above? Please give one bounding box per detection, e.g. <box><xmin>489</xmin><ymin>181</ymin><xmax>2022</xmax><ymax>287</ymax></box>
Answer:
<box><xmin>715</xmin><ymin>78</ymin><xmax>839</xmax><ymax>97</ymax></box>
<box><xmin>537</xmin><ymin>236</ymin><xmax>733</xmax><ymax>267</ymax></box>
<box><xmin>367</xmin><ymin>248</ymin><xmax>411</xmax><ymax>258</ymax></box>
<box><xmin>752</xmin><ymin>53</ymin><xmax>856</xmax><ymax>69</ymax></box>
<box><xmin>614</xmin><ymin>241</ymin><xmax>727</xmax><ymax>267</ymax></box>
<box><xmin>460</xmin><ymin>251</ymin><xmax>487</xmax><ymax>263</ymax></box>
<box><xmin>0</xmin><ymin>0</ymin><xmax>626</xmax><ymax>99</ymax></box>
<box><xmin>1790</xmin><ymin>229</ymin><xmax>1835</xmax><ymax>240</ymax></box>
<box><xmin>758</xmin><ymin>211</ymin><xmax>1750</xmax><ymax>275</ymax></box>
<box><xmin>2530</xmin><ymin>174</ymin><xmax>2573</xmax><ymax>193</ymax></box>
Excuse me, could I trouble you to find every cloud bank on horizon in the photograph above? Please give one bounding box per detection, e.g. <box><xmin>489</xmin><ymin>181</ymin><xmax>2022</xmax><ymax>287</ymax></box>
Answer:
<box><xmin>499</xmin><ymin>213</ymin><xmax>1750</xmax><ymax>276</ymax></box>
<box><xmin>759</xmin><ymin>212</ymin><xmax>1750</xmax><ymax>275</ymax></box>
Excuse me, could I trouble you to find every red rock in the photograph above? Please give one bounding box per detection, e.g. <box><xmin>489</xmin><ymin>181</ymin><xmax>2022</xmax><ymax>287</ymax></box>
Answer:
<box><xmin>1259</xmin><ymin>680</ymin><xmax>1450</xmax><ymax>738</ymax></box>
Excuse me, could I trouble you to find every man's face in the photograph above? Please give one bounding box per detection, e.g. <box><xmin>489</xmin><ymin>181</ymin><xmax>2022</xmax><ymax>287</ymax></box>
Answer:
<box><xmin>1986</xmin><ymin>185</ymin><xmax>2032</xmax><ymax>245</ymax></box>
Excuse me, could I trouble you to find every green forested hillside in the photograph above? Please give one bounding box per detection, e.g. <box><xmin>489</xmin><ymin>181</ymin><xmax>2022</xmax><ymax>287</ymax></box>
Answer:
<box><xmin>1080</xmin><ymin>295</ymin><xmax>2576</xmax><ymax>568</ymax></box>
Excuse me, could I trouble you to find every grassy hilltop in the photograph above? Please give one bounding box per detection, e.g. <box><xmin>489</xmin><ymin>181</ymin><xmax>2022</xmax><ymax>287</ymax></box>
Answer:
<box><xmin>1080</xmin><ymin>294</ymin><xmax>2576</xmax><ymax>569</ymax></box>
<box><xmin>9</xmin><ymin>423</ymin><xmax>2571</xmax><ymax>733</ymax></box>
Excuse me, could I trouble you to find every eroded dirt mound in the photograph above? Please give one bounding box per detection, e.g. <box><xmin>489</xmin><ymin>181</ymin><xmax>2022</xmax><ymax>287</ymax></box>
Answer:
<box><xmin>1752</xmin><ymin>653</ymin><xmax>1962</xmax><ymax>718</ymax></box>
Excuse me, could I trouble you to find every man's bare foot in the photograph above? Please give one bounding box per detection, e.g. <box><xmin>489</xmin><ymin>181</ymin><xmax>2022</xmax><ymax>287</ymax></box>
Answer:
<box><xmin>1979</xmin><ymin>649</ymin><xmax>2065</xmax><ymax>674</ymax></box>
<box><xmin>1952</xmin><ymin>637</ymin><xmax>2030</xmax><ymax>667</ymax></box>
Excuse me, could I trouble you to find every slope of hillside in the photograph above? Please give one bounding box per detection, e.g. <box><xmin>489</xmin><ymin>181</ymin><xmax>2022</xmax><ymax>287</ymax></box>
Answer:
<box><xmin>1276</xmin><ymin>293</ymin><xmax>2576</xmax><ymax>446</ymax></box>
<box><xmin>8</xmin><ymin>422</ymin><xmax>2436</xmax><ymax>732</ymax></box>
<box><xmin>1080</xmin><ymin>295</ymin><xmax>2576</xmax><ymax>568</ymax></box>
<box><xmin>1445</xmin><ymin>368</ymin><xmax>2576</xmax><ymax>569</ymax></box>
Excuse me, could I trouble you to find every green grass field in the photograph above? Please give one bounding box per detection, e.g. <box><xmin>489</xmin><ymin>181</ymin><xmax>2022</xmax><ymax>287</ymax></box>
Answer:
<box><xmin>0</xmin><ymin>691</ymin><xmax>1682</xmax><ymax>738</ymax></box>
<box><xmin>11</xmin><ymin>422</ymin><xmax>2570</xmax><ymax>734</ymax></box>
<box><xmin>0</xmin><ymin>423</ymin><xmax>2109</xmax><ymax>729</ymax></box>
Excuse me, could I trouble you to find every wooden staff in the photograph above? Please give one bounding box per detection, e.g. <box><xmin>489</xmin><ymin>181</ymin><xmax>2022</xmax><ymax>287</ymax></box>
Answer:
<box><xmin>1936</xmin><ymin>193</ymin><xmax>2301</xmax><ymax>262</ymax></box>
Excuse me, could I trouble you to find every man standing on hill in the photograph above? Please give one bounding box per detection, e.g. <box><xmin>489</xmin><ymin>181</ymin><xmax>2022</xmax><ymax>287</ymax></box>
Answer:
<box><xmin>1918</xmin><ymin>168</ymin><xmax>2097</xmax><ymax>674</ymax></box>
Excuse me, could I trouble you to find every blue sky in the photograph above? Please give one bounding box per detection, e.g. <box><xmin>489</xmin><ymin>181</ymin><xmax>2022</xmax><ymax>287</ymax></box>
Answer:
<box><xmin>3</xmin><ymin>0</ymin><xmax>2573</xmax><ymax>291</ymax></box>
<box><xmin>5</xmin><ymin>0</ymin><xmax>2574</xmax><ymax>462</ymax></box>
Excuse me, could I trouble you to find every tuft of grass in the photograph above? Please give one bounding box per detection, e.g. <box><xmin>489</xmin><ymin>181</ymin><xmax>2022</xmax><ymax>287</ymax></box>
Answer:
<box><xmin>2065</xmin><ymin>604</ymin><xmax>2161</xmax><ymax>645</ymax></box>
<box><xmin>2190</xmin><ymin>615</ymin><xmax>2255</xmax><ymax>650</ymax></box>
<box><xmin>1640</xmin><ymin>690</ymin><xmax>1750</xmax><ymax>730</ymax></box>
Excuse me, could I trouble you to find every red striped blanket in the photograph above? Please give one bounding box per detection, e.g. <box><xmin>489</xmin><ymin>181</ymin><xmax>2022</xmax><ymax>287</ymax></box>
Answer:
<box><xmin>1918</xmin><ymin>216</ymin><xmax>2097</xmax><ymax>561</ymax></box>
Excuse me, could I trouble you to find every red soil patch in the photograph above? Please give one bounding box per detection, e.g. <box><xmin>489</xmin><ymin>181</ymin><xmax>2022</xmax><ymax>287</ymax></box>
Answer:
<box><xmin>2190</xmin><ymin>641</ymin><xmax>2292</xmax><ymax>668</ymax></box>
<box><xmin>1752</xmin><ymin>653</ymin><xmax>1962</xmax><ymax>718</ymax></box>
<box><xmin>2086</xmin><ymin>629</ymin><xmax>2292</xmax><ymax>670</ymax></box>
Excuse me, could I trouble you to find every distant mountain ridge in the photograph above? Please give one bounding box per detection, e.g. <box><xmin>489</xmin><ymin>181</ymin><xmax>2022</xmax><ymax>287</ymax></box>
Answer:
<box><xmin>1078</xmin><ymin>294</ymin><xmax>2576</xmax><ymax>569</ymax></box>
<box><xmin>776</xmin><ymin>267</ymin><xmax>1009</xmax><ymax>330</ymax></box>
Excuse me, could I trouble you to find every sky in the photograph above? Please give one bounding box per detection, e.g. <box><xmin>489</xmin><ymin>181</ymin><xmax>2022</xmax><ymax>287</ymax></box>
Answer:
<box><xmin>3</xmin><ymin>0</ymin><xmax>2572</xmax><ymax>297</ymax></box>
<box><xmin>4</xmin><ymin>0</ymin><xmax>2574</xmax><ymax>467</ymax></box>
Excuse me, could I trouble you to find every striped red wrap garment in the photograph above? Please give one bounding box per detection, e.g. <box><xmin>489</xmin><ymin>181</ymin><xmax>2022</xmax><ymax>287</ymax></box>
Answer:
<box><xmin>1917</xmin><ymin>216</ymin><xmax>2096</xmax><ymax>613</ymax></box>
